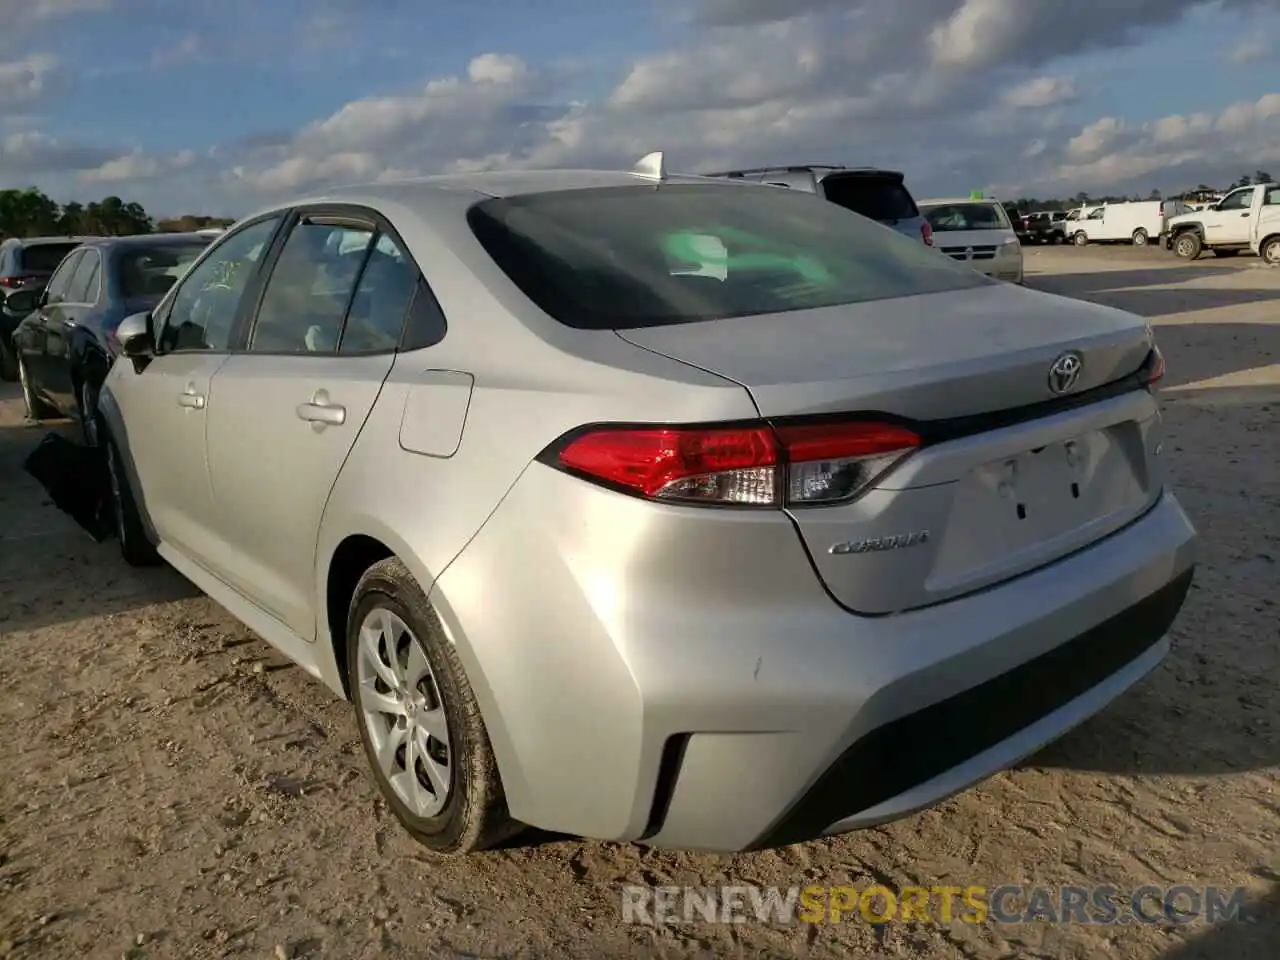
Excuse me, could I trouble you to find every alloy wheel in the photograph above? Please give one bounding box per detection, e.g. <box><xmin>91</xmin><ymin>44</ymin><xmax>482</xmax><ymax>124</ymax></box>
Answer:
<box><xmin>355</xmin><ymin>607</ymin><xmax>452</xmax><ymax>817</ymax></box>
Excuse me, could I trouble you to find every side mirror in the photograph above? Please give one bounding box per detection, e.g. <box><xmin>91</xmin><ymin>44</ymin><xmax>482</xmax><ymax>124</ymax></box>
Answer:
<box><xmin>116</xmin><ymin>311</ymin><xmax>154</xmax><ymax>359</ymax></box>
<box><xmin>3</xmin><ymin>288</ymin><xmax>39</xmax><ymax>315</ymax></box>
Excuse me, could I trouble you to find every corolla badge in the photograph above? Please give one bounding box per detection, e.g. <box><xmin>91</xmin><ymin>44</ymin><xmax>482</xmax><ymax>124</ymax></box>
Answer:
<box><xmin>829</xmin><ymin>531</ymin><xmax>930</xmax><ymax>555</ymax></box>
<box><xmin>1047</xmin><ymin>351</ymin><xmax>1083</xmax><ymax>395</ymax></box>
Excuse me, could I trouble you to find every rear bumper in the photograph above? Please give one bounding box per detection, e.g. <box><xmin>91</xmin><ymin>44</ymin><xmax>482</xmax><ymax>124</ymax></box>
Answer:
<box><xmin>430</xmin><ymin>470</ymin><xmax>1196</xmax><ymax>852</ymax></box>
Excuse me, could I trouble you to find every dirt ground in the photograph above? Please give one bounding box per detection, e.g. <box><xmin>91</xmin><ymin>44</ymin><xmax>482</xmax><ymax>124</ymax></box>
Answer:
<box><xmin>0</xmin><ymin>246</ymin><xmax>1276</xmax><ymax>960</ymax></box>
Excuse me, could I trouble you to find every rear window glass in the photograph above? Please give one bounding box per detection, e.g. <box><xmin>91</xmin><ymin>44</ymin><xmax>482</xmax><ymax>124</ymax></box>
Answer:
<box><xmin>467</xmin><ymin>184</ymin><xmax>990</xmax><ymax>330</ymax></box>
<box><xmin>920</xmin><ymin>203</ymin><xmax>1010</xmax><ymax>231</ymax></box>
<box><xmin>117</xmin><ymin>242</ymin><xmax>208</xmax><ymax>298</ymax></box>
<box><xmin>819</xmin><ymin>176</ymin><xmax>919</xmax><ymax>222</ymax></box>
<box><xmin>18</xmin><ymin>243</ymin><xmax>80</xmax><ymax>273</ymax></box>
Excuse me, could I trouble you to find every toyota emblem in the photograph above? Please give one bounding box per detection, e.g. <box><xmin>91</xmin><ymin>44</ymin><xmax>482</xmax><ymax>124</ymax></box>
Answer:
<box><xmin>1048</xmin><ymin>352</ymin><xmax>1083</xmax><ymax>394</ymax></box>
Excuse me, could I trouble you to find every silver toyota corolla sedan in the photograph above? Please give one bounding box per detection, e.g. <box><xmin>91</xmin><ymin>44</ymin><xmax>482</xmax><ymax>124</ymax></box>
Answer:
<box><xmin>99</xmin><ymin>154</ymin><xmax>1196</xmax><ymax>856</ymax></box>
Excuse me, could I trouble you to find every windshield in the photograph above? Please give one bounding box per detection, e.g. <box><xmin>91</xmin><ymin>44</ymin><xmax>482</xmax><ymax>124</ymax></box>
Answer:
<box><xmin>117</xmin><ymin>242</ymin><xmax>208</xmax><ymax>298</ymax></box>
<box><xmin>19</xmin><ymin>243</ymin><xmax>80</xmax><ymax>274</ymax></box>
<box><xmin>920</xmin><ymin>203</ymin><xmax>1010</xmax><ymax>232</ymax></box>
<box><xmin>468</xmin><ymin>184</ymin><xmax>991</xmax><ymax>330</ymax></box>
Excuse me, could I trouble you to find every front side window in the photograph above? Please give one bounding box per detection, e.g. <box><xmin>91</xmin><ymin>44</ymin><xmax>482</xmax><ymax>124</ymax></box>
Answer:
<box><xmin>68</xmin><ymin>252</ymin><xmax>101</xmax><ymax>303</ymax></box>
<box><xmin>920</xmin><ymin>203</ymin><xmax>1010</xmax><ymax>232</ymax></box>
<box><xmin>44</xmin><ymin>251</ymin><xmax>83</xmax><ymax>302</ymax></box>
<box><xmin>1218</xmin><ymin>189</ymin><xmax>1253</xmax><ymax>212</ymax></box>
<box><xmin>248</xmin><ymin>221</ymin><xmax>374</xmax><ymax>353</ymax></box>
<box><xmin>158</xmin><ymin>216</ymin><xmax>282</xmax><ymax>353</ymax></box>
<box><xmin>467</xmin><ymin>184</ymin><xmax>991</xmax><ymax>331</ymax></box>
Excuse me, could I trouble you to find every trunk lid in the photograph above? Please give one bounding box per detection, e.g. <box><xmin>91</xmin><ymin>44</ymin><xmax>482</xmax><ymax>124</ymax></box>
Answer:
<box><xmin>616</xmin><ymin>284</ymin><xmax>1163</xmax><ymax>613</ymax></box>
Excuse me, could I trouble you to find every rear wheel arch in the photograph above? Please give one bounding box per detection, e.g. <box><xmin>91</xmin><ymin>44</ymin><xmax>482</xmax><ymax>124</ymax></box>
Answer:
<box><xmin>1259</xmin><ymin>233</ymin><xmax>1280</xmax><ymax>263</ymax></box>
<box><xmin>326</xmin><ymin>533</ymin><xmax>396</xmax><ymax>699</ymax></box>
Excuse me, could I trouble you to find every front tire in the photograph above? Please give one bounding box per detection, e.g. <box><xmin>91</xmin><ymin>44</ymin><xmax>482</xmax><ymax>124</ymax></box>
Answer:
<box><xmin>1173</xmin><ymin>231</ymin><xmax>1202</xmax><ymax>260</ymax></box>
<box><xmin>347</xmin><ymin>557</ymin><xmax>518</xmax><ymax>856</ymax></box>
<box><xmin>1073</xmin><ymin>231</ymin><xmax>1088</xmax><ymax>246</ymax></box>
<box><xmin>105</xmin><ymin>434</ymin><xmax>160</xmax><ymax>566</ymax></box>
<box><xmin>1132</xmin><ymin>228</ymin><xmax>1148</xmax><ymax>246</ymax></box>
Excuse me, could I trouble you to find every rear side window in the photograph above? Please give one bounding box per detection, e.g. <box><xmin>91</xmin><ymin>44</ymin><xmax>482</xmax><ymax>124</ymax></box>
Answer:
<box><xmin>20</xmin><ymin>243</ymin><xmax>81</xmax><ymax>274</ymax></box>
<box><xmin>820</xmin><ymin>176</ymin><xmax>919</xmax><ymax>223</ymax></box>
<box><xmin>467</xmin><ymin>183</ymin><xmax>990</xmax><ymax>331</ymax></box>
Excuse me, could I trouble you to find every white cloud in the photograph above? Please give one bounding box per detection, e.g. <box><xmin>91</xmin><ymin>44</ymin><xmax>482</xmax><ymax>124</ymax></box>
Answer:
<box><xmin>1228</xmin><ymin>37</ymin><xmax>1270</xmax><ymax>62</ymax></box>
<box><xmin>16</xmin><ymin>0</ymin><xmax>1280</xmax><ymax>213</ymax></box>
<box><xmin>0</xmin><ymin>54</ymin><xmax>63</xmax><ymax>110</ymax></box>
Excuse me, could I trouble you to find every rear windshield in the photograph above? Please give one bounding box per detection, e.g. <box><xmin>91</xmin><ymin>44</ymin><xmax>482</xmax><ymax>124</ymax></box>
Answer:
<box><xmin>467</xmin><ymin>184</ymin><xmax>991</xmax><ymax>330</ymax></box>
<box><xmin>18</xmin><ymin>243</ymin><xmax>80</xmax><ymax>274</ymax></box>
<box><xmin>116</xmin><ymin>242</ymin><xmax>207</xmax><ymax>298</ymax></box>
<box><xmin>819</xmin><ymin>175</ymin><xmax>919</xmax><ymax>223</ymax></box>
<box><xmin>920</xmin><ymin>203</ymin><xmax>1010</xmax><ymax>231</ymax></box>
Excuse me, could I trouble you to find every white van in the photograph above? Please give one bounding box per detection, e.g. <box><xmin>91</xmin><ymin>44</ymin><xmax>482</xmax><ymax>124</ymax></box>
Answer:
<box><xmin>1067</xmin><ymin>201</ymin><xmax>1172</xmax><ymax>247</ymax></box>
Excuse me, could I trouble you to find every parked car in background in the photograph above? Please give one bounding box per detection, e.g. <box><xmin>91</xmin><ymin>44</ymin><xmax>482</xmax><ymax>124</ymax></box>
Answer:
<box><xmin>918</xmin><ymin>197</ymin><xmax>1024</xmax><ymax>282</ymax></box>
<box><xmin>0</xmin><ymin>236</ymin><xmax>94</xmax><ymax>381</ymax></box>
<box><xmin>701</xmin><ymin>164</ymin><xmax>933</xmax><ymax>245</ymax></box>
<box><xmin>1068</xmin><ymin>201</ymin><xmax>1173</xmax><ymax>247</ymax></box>
<box><xmin>1163</xmin><ymin>182</ymin><xmax>1280</xmax><ymax>260</ymax></box>
<box><xmin>1023</xmin><ymin>211</ymin><xmax>1066</xmax><ymax>244</ymax></box>
<box><xmin>98</xmin><ymin>155</ymin><xmax>1193</xmax><ymax>858</ymax></box>
<box><xmin>11</xmin><ymin>232</ymin><xmax>212</xmax><ymax>443</ymax></box>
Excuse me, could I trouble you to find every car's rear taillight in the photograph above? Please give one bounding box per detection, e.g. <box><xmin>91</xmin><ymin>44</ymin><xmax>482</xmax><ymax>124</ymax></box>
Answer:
<box><xmin>920</xmin><ymin>220</ymin><xmax>933</xmax><ymax>246</ymax></box>
<box><xmin>546</xmin><ymin>419</ymin><xmax>921</xmax><ymax>507</ymax></box>
<box><xmin>1142</xmin><ymin>345</ymin><xmax>1165</xmax><ymax>387</ymax></box>
<box><xmin>0</xmin><ymin>275</ymin><xmax>36</xmax><ymax>289</ymax></box>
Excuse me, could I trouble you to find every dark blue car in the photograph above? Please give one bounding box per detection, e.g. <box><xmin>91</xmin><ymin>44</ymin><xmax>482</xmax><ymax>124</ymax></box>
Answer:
<box><xmin>11</xmin><ymin>232</ymin><xmax>213</xmax><ymax>444</ymax></box>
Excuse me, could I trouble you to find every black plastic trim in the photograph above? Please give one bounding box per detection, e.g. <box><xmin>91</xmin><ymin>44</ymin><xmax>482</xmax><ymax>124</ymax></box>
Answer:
<box><xmin>639</xmin><ymin>734</ymin><xmax>691</xmax><ymax>840</ymax></box>
<box><xmin>748</xmin><ymin>566</ymin><xmax>1194</xmax><ymax>851</ymax></box>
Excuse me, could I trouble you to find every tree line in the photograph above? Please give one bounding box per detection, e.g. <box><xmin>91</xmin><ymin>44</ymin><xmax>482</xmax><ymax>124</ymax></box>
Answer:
<box><xmin>0</xmin><ymin>186</ymin><xmax>234</xmax><ymax>241</ymax></box>
<box><xmin>1008</xmin><ymin>170</ymin><xmax>1274</xmax><ymax>212</ymax></box>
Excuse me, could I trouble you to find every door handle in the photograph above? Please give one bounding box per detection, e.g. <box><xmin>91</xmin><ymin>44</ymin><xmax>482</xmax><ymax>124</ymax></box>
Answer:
<box><xmin>1241</xmin><ymin>212</ymin><xmax>1250</xmax><ymax>217</ymax></box>
<box><xmin>296</xmin><ymin>389</ymin><xmax>346</xmax><ymax>426</ymax></box>
<box><xmin>178</xmin><ymin>393</ymin><xmax>205</xmax><ymax>409</ymax></box>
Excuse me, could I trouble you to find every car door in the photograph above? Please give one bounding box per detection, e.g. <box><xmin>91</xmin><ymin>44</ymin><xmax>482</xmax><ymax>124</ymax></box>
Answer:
<box><xmin>44</xmin><ymin>249</ymin><xmax>101</xmax><ymax>410</ymax></box>
<box><xmin>1203</xmin><ymin>187</ymin><xmax>1255</xmax><ymax>244</ymax></box>
<box><xmin>23</xmin><ymin>250</ymin><xmax>81</xmax><ymax>391</ymax></box>
<box><xmin>202</xmin><ymin>208</ymin><xmax>412</xmax><ymax>639</ymax></box>
<box><xmin>108</xmin><ymin>215</ymin><xmax>286</xmax><ymax>562</ymax></box>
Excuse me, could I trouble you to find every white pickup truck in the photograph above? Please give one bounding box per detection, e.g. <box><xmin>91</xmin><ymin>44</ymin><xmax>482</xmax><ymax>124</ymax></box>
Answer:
<box><xmin>1162</xmin><ymin>182</ymin><xmax>1280</xmax><ymax>260</ymax></box>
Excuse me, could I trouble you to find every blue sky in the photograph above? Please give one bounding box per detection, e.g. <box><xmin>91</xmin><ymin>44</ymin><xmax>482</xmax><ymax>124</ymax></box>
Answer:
<box><xmin>1</xmin><ymin>0</ymin><xmax>1277</xmax><ymax>216</ymax></box>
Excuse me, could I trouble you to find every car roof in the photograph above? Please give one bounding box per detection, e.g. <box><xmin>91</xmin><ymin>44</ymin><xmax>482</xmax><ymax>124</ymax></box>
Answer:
<box><xmin>4</xmin><ymin>235</ymin><xmax>95</xmax><ymax>246</ymax></box>
<box><xmin>80</xmin><ymin>232</ymin><xmax>213</xmax><ymax>249</ymax></box>
<box><xmin>233</xmin><ymin>165</ymin><xmax>771</xmax><ymax>225</ymax></box>
<box><xmin>918</xmin><ymin>197</ymin><xmax>1003</xmax><ymax>205</ymax></box>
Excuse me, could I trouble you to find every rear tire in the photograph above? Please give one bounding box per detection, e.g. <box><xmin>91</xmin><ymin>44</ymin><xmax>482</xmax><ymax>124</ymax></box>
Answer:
<box><xmin>1131</xmin><ymin>228</ymin><xmax>1148</xmax><ymax>246</ymax></box>
<box><xmin>105</xmin><ymin>433</ymin><xmax>160</xmax><ymax>566</ymax></box>
<box><xmin>1073</xmin><ymin>231</ymin><xmax>1088</xmax><ymax>246</ymax></box>
<box><xmin>1173</xmin><ymin>232</ymin><xmax>1202</xmax><ymax>260</ymax></box>
<box><xmin>347</xmin><ymin>557</ymin><xmax>520</xmax><ymax>856</ymax></box>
